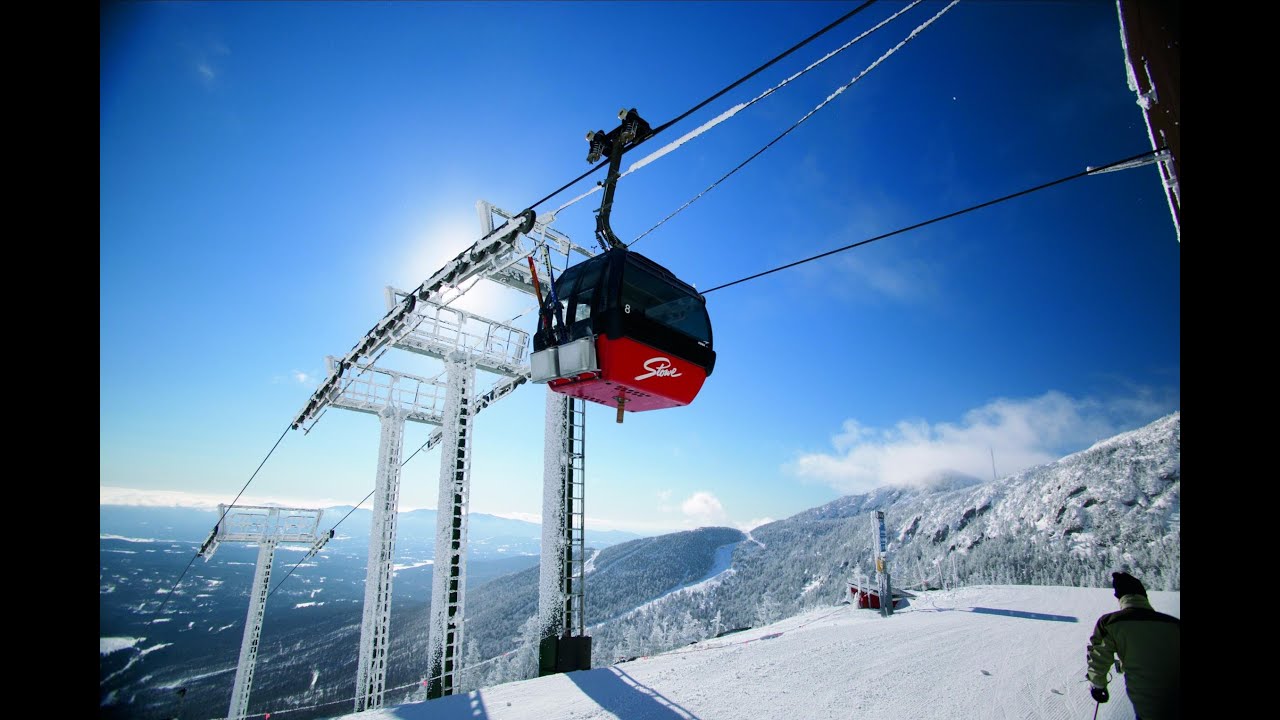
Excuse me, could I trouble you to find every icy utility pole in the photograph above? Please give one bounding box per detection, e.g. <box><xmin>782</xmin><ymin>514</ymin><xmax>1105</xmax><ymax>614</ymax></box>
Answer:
<box><xmin>872</xmin><ymin>510</ymin><xmax>893</xmax><ymax>617</ymax></box>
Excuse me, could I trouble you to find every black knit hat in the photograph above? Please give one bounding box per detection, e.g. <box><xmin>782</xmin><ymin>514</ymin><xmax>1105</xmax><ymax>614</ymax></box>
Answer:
<box><xmin>1112</xmin><ymin>571</ymin><xmax>1147</xmax><ymax>599</ymax></box>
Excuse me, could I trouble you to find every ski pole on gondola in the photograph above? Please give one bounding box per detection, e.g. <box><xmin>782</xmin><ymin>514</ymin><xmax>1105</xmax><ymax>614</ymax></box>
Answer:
<box><xmin>527</xmin><ymin>256</ymin><xmax>550</xmax><ymax>336</ymax></box>
<box><xmin>541</xmin><ymin>254</ymin><xmax>568</xmax><ymax>345</ymax></box>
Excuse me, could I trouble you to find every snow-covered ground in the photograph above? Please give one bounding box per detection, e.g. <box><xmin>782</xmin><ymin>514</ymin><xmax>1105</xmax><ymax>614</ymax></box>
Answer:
<box><xmin>332</xmin><ymin>585</ymin><xmax>1178</xmax><ymax>719</ymax></box>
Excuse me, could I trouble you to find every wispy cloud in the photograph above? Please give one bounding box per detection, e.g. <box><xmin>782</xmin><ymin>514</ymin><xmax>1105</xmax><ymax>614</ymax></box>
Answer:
<box><xmin>489</xmin><ymin>511</ymin><xmax>541</xmax><ymax>524</ymax></box>
<box><xmin>835</xmin><ymin>252</ymin><xmax>943</xmax><ymax>304</ymax></box>
<box><xmin>657</xmin><ymin>488</ymin><xmax>675</xmax><ymax>513</ymax></box>
<box><xmin>681</xmin><ymin>491</ymin><xmax>727</xmax><ymax>527</ymax></box>
<box><xmin>736</xmin><ymin>517</ymin><xmax>774</xmax><ymax>532</ymax></box>
<box><xmin>786</xmin><ymin>184</ymin><xmax>944</xmax><ymax>306</ymax></box>
<box><xmin>786</xmin><ymin>390</ymin><xmax>1178</xmax><ymax>494</ymax></box>
<box><xmin>100</xmin><ymin>486</ymin><xmax>349</xmax><ymax>511</ymax></box>
<box><xmin>189</xmin><ymin>38</ymin><xmax>230</xmax><ymax>90</ymax></box>
<box><xmin>272</xmin><ymin>369</ymin><xmax>317</xmax><ymax>385</ymax></box>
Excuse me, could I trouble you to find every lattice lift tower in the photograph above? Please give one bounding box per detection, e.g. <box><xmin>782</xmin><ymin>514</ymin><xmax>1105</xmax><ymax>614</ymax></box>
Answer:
<box><xmin>320</xmin><ymin>358</ymin><xmax>450</xmax><ymax>711</ymax></box>
<box><xmin>291</xmin><ymin>202</ymin><xmax>597</xmax><ymax>709</ymax></box>
<box><xmin>198</xmin><ymin>504</ymin><xmax>331</xmax><ymax>720</ymax></box>
<box><xmin>537</xmin><ymin>393</ymin><xmax>591</xmax><ymax>673</ymax></box>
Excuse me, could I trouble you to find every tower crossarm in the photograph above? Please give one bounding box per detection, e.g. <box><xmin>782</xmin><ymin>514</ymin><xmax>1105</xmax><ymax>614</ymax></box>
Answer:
<box><xmin>476</xmin><ymin>200</ymin><xmax>595</xmax><ymax>297</ymax></box>
<box><xmin>320</xmin><ymin>357</ymin><xmax>450</xmax><ymax>426</ymax></box>
<box><xmin>384</xmin><ymin>288</ymin><xmax>530</xmax><ymax>377</ymax></box>
<box><xmin>214</xmin><ymin>505</ymin><xmax>326</xmax><ymax>545</ymax></box>
<box><xmin>211</xmin><ymin>505</ymin><xmax>326</xmax><ymax>720</ymax></box>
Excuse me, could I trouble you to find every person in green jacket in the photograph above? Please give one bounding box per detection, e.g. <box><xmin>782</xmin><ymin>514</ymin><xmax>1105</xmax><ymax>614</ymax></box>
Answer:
<box><xmin>1086</xmin><ymin>571</ymin><xmax>1180</xmax><ymax>719</ymax></box>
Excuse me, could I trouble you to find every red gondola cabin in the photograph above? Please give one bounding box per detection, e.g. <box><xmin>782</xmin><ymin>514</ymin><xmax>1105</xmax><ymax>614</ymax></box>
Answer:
<box><xmin>529</xmin><ymin>247</ymin><xmax>714</xmax><ymax>414</ymax></box>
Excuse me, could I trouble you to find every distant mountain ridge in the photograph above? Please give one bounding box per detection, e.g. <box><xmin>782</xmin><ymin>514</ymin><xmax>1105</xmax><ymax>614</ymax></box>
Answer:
<box><xmin>99</xmin><ymin>504</ymin><xmax>643</xmax><ymax>559</ymax></box>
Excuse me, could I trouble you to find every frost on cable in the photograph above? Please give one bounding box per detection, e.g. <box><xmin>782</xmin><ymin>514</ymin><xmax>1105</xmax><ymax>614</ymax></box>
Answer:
<box><xmin>624</xmin><ymin>103</ymin><xmax>745</xmax><ymax>175</ymax></box>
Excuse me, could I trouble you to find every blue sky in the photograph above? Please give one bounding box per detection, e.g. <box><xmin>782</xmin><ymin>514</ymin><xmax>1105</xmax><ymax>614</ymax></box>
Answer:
<box><xmin>101</xmin><ymin>1</ymin><xmax>1179</xmax><ymax>534</ymax></box>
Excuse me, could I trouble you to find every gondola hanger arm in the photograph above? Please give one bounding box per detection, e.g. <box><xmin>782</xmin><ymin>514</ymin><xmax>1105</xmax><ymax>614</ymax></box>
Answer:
<box><xmin>588</xmin><ymin>108</ymin><xmax>653</xmax><ymax>252</ymax></box>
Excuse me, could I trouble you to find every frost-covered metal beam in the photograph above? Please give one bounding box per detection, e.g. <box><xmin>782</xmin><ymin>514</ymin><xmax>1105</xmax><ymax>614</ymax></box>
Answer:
<box><xmin>228</xmin><ymin>538</ymin><xmax>277</xmax><ymax>720</ymax></box>
<box><xmin>476</xmin><ymin>200</ymin><xmax>595</xmax><ymax>297</ymax></box>
<box><xmin>208</xmin><ymin>505</ymin><xmax>325</xmax><ymax>720</ymax></box>
<box><xmin>537</xmin><ymin>393</ymin><xmax>570</xmax><ymax>644</ymax></box>
<box><xmin>354</xmin><ymin>406</ymin><xmax>409</xmax><ymax>712</ymax></box>
<box><xmin>384</xmin><ymin>287</ymin><xmax>530</xmax><ymax>377</ymax></box>
<box><xmin>293</xmin><ymin>210</ymin><xmax>536</xmax><ymax>430</ymax></box>
<box><xmin>421</xmin><ymin>375</ymin><xmax>528</xmax><ymax>454</ymax></box>
<box><xmin>426</xmin><ymin>352</ymin><xmax>476</xmax><ymax>699</ymax></box>
<box><xmin>537</xmin><ymin>393</ymin><xmax>590</xmax><ymax>675</ymax></box>
<box><xmin>321</xmin><ymin>357</ymin><xmax>449</xmax><ymax>428</ymax></box>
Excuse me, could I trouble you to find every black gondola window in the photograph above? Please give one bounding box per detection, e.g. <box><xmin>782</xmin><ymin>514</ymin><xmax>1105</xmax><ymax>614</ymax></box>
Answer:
<box><xmin>621</xmin><ymin>263</ymin><xmax>711</xmax><ymax>344</ymax></box>
<box><xmin>565</xmin><ymin>260</ymin><xmax>603</xmax><ymax>343</ymax></box>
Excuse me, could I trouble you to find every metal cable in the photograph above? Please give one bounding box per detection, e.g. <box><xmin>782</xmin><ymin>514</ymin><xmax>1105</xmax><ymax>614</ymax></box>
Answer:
<box><xmin>702</xmin><ymin>148</ymin><xmax>1165</xmax><ymax>295</ymax></box>
<box><xmin>631</xmin><ymin>0</ymin><xmax>957</xmax><ymax>247</ymax></box>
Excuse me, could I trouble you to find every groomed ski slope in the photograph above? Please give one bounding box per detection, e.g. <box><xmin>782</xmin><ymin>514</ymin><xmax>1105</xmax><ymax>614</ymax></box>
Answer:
<box><xmin>334</xmin><ymin>585</ymin><xmax>1179</xmax><ymax>720</ymax></box>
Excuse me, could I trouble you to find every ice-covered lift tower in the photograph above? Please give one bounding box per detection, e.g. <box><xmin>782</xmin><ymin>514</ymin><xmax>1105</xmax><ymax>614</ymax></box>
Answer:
<box><xmin>292</xmin><ymin>201</ymin><xmax>595</xmax><ymax>708</ymax></box>
<box><xmin>537</xmin><ymin>394</ymin><xmax>590</xmax><ymax>673</ymax></box>
<box><xmin>197</xmin><ymin>504</ymin><xmax>330</xmax><ymax>720</ymax></box>
<box><xmin>321</xmin><ymin>358</ymin><xmax>451</xmax><ymax>711</ymax></box>
<box><xmin>376</xmin><ymin>290</ymin><xmax>531</xmax><ymax>700</ymax></box>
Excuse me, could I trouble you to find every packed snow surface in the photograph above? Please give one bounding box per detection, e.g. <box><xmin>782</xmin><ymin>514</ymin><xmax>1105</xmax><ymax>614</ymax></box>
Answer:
<box><xmin>331</xmin><ymin>584</ymin><xmax>1177</xmax><ymax>719</ymax></box>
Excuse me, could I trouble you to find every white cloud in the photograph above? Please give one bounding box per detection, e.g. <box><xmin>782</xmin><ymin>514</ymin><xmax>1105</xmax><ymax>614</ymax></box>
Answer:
<box><xmin>681</xmin><ymin>491</ymin><xmax>727</xmax><ymax>526</ymax></box>
<box><xmin>838</xmin><ymin>253</ymin><xmax>940</xmax><ymax>303</ymax></box>
<box><xmin>657</xmin><ymin>488</ymin><xmax>676</xmax><ymax>513</ymax></box>
<box><xmin>736</xmin><ymin>517</ymin><xmax>774</xmax><ymax>532</ymax></box>
<box><xmin>786</xmin><ymin>390</ymin><xmax>1177</xmax><ymax>494</ymax></box>
<box><xmin>489</xmin><ymin>511</ymin><xmax>542</xmax><ymax>524</ymax></box>
<box><xmin>193</xmin><ymin>40</ymin><xmax>228</xmax><ymax>88</ymax></box>
<box><xmin>100</xmin><ymin>486</ymin><xmax>350</xmax><ymax>511</ymax></box>
<box><xmin>789</xmin><ymin>195</ymin><xmax>943</xmax><ymax>306</ymax></box>
<box><xmin>271</xmin><ymin>368</ymin><xmax>318</xmax><ymax>386</ymax></box>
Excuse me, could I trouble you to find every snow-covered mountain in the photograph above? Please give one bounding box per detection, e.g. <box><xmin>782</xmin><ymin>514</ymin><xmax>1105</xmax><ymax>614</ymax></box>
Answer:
<box><xmin>100</xmin><ymin>504</ymin><xmax>642</xmax><ymax>561</ymax></box>
<box><xmin>685</xmin><ymin>413</ymin><xmax>1179</xmax><ymax>638</ymax></box>
<box><xmin>578</xmin><ymin>412</ymin><xmax>1179</xmax><ymax>673</ymax></box>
